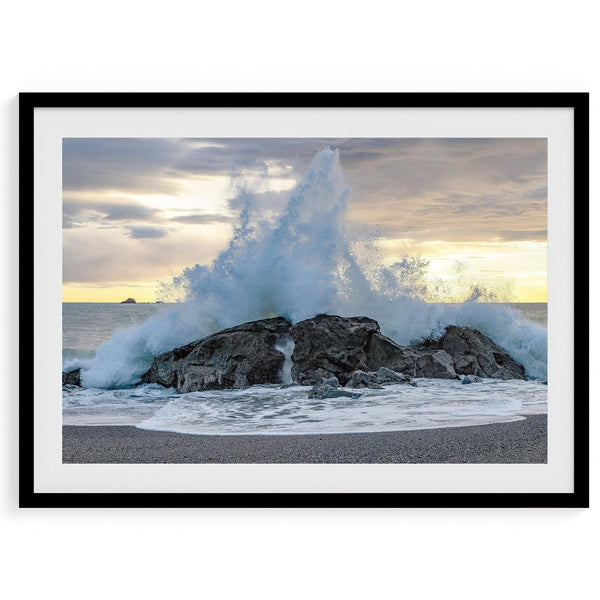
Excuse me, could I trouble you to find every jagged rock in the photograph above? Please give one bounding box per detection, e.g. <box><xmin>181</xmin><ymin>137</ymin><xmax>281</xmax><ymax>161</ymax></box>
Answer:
<box><xmin>375</xmin><ymin>366</ymin><xmax>412</xmax><ymax>385</ymax></box>
<box><xmin>347</xmin><ymin>370</ymin><xmax>384</xmax><ymax>389</ymax></box>
<box><xmin>120</xmin><ymin>297</ymin><xmax>136</xmax><ymax>304</ymax></box>
<box><xmin>308</xmin><ymin>374</ymin><xmax>362</xmax><ymax>399</ymax></box>
<box><xmin>414</xmin><ymin>350</ymin><xmax>459</xmax><ymax>379</ymax></box>
<box><xmin>131</xmin><ymin>316</ymin><xmax>528</xmax><ymax>393</ymax></box>
<box><xmin>427</xmin><ymin>325</ymin><xmax>526</xmax><ymax>380</ymax></box>
<box><xmin>62</xmin><ymin>368</ymin><xmax>81</xmax><ymax>386</ymax></box>
<box><xmin>308</xmin><ymin>383</ymin><xmax>361</xmax><ymax>400</ymax></box>
<box><xmin>383</xmin><ymin>347</ymin><xmax>458</xmax><ymax>380</ymax></box>
<box><xmin>347</xmin><ymin>367</ymin><xmax>415</xmax><ymax>389</ymax></box>
<box><xmin>141</xmin><ymin>317</ymin><xmax>292</xmax><ymax>392</ymax></box>
<box><xmin>290</xmin><ymin>314</ymin><xmax>405</xmax><ymax>385</ymax></box>
<box><xmin>462</xmin><ymin>375</ymin><xmax>483</xmax><ymax>385</ymax></box>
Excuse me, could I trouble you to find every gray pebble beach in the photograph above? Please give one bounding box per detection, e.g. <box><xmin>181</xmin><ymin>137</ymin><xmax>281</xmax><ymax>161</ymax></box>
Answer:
<box><xmin>63</xmin><ymin>414</ymin><xmax>547</xmax><ymax>464</ymax></box>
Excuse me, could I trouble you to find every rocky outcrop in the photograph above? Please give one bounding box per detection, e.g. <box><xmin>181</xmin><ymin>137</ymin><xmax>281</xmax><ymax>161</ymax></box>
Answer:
<box><xmin>141</xmin><ymin>317</ymin><xmax>292</xmax><ymax>392</ymax></box>
<box><xmin>424</xmin><ymin>325</ymin><xmax>526</xmax><ymax>380</ymax></box>
<box><xmin>414</xmin><ymin>350</ymin><xmax>459</xmax><ymax>379</ymax></box>
<box><xmin>135</xmin><ymin>315</ymin><xmax>527</xmax><ymax>393</ymax></box>
<box><xmin>384</xmin><ymin>347</ymin><xmax>459</xmax><ymax>380</ymax></box>
<box><xmin>62</xmin><ymin>368</ymin><xmax>81</xmax><ymax>386</ymax></box>
<box><xmin>347</xmin><ymin>370</ymin><xmax>384</xmax><ymax>389</ymax></box>
<box><xmin>290</xmin><ymin>315</ymin><xmax>405</xmax><ymax>385</ymax></box>
<box><xmin>347</xmin><ymin>367</ymin><xmax>415</xmax><ymax>389</ymax></box>
<box><xmin>121</xmin><ymin>298</ymin><xmax>136</xmax><ymax>304</ymax></box>
<box><xmin>375</xmin><ymin>366</ymin><xmax>413</xmax><ymax>385</ymax></box>
<box><xmin>308</xmin><ymin>382</ymin><xmax>361</xmax><ymax>399</ymax></box>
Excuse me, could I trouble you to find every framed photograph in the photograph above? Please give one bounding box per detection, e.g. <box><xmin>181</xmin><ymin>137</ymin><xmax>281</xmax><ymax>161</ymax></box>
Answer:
<box><xmin>20</xmin><ymin>93</ymin><xmax>588</xmax><ymax>508</ymax></box>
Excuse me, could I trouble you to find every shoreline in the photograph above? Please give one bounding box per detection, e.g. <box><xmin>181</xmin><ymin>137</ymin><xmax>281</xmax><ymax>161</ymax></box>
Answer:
<box><xmin>63</xmin><ymin>414</ymin><xmax>547</xmax><ymax>464</ymax></box>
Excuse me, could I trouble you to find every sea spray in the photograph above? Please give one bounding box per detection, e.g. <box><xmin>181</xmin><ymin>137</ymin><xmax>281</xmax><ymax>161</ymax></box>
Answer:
<box><xmin>81</xmin><ymin>148</ymin><xmax>547</xmax><ymax>388</ymax></box>
<box><xmin>275</xmin><ymin>336</ymin><xmax>295</xmax><ymax>385</ymax></box>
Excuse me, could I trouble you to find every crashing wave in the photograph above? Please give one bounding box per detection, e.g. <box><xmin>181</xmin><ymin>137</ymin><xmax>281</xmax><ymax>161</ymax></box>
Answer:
<box><xmin>81</xmin><ymin>148</ymin><xmax>547</xmax><ymax>388</ymax></box>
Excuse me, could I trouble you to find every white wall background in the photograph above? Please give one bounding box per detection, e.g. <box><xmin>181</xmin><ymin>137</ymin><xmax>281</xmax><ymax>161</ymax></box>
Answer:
<box><xmin>1</xmin><ymin>2</ymin><xmax>596</xmax><ymax>598</ymax></box>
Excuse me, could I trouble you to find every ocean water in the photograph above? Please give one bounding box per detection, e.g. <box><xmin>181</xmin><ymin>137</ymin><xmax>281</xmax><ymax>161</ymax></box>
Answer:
<box><xmin>62</xmin><ymin>302</ymin><xmax>547</xmax><ymax>433</ymax></box>
<box><xmin>62</xmin><ymin>149</ymin><xmax>548</xmax><ymax>434</ymax></box>
<box><xmin>63</xmin><ymin>302</ymin><xmax>168</xmax><ymax>366</ymax></box>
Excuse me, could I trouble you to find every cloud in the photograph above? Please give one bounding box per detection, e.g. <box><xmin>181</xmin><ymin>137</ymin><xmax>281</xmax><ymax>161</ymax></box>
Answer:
<box><xmin>171</xmin><ymin>213</ymin><xmax>234</xmax><ymax>225</ymax></box>
<box><xmin>62</xmin><ymin>137</ymin><xmax>548</xmax><ymax>292</ymax></box>
<box><xmin>62</xmin><ymin>226</ymin><xmax>224</xmax><ymax>283</ymax></box>
<box><xmin>63</xmin><ymin>138</ymin><xmax>188</xmax><ymax>194</ymax></box>
<box><xmin>62</xmin><ymin>199</ymin><xmax>161</xmax><ymax>229</ymax></box>
<box><xmin>524</xmin><ymin>187</ymin><xmax>548</xmax><ymax>199</ymax></box>
<box><xmin>127</xmin><ymin>226</ymin><xmax>168</xmax><ymax>239</ymax></box>
<box><xmin>99</xmin><ymin>203</ymin><xmax>158</xmax><ymax>221</ymax></box>
<box><xmin>63</xmin><ymin>213</ymin><xmax>83</xmax><ymax>229</ymax></box>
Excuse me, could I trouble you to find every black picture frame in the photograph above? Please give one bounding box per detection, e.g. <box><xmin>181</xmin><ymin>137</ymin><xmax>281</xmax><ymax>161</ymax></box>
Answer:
<box><xmin>19</xmin><ymin>92</ymin><xmax>589</xmax><ymax>508</ymax></box>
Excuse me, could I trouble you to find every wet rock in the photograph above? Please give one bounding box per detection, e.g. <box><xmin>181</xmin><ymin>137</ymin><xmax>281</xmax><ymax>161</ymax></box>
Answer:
<box><xmin>136</xmin><ymin>315</ymin><xmax>528</xmax><ymax>393</ymax></box>
<box><xmin>290</xmin><ymin>314</ymin><xmax>405</xmax><ymax>385</ymax></box>
<box><xmin>62</xmin><ymin>368</ymin><xmax>81</xmax><ymax>387</ymax></box>
<box><xmin>347</xmin><ymin>370</ymin><xmax>384</xmax><ymax>389</ymax></box>
<box><xmin>414</xmin><ymin>350</ymin><xmax>460</xmax><ymax>379</ymax></box>
<box><xmin>427</xmin><ymin>325</ymin><xmax>527</xmax><ymax>380</ymax></box>
<box><xmin>383</xmin><ymin>347</ymin><xmax>458</xmax><ymax>380</ymax></box>
<box><xmin>375</xmin><ymin>366</ymin><xmax>413</xmax><ymax>385</ymax></box>
<box><xmin>462</xmin><ymin>375</ymin><xmax>483</xmax><ymax>385</ymax></box>
<box><xmin>347</xmin><ymin>366</ymin><xmax>415</xmax><ymax>389</ymax></box>
<box><xmin>141</xmin><ymin>317</ymin><xmax>292</xmax><ymax>392</ymax></box>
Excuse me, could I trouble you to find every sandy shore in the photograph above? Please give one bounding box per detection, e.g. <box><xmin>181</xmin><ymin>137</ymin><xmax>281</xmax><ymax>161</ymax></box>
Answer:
<box><xmin>63</xmin><ymin>414</ymin><xmax>547</xmax><ymax>464</ymax></box>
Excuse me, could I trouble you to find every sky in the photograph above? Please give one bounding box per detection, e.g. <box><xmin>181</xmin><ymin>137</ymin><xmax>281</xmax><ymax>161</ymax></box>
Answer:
<box><xmin>62</xmin><ymin>138</ymin><xmax>547</xmax><ymax>303</ymax></box>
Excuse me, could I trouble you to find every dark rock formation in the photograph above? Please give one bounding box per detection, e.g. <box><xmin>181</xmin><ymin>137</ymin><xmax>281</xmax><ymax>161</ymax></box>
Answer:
<box><xmin>375</xmin><ymin>366</ymin><xmax>413</xmax><ymax>385</ymax></box>
<box><xmin>380</xmin><ymin>347</ymin><xmax>457</xmax><ymax>380</ymax></box>
<box><xmin>347</xmin><ymin>370</ymin><xmax>384</xmax><ymax>389</ymax></box>
<box><xmin>290</xmin><ymin>315</ymin><xmax>405</xmax><ymax>385</ymax></box>
<box><xmin>62</xmin><ymin>368</ymin><xmax>81</xmax><ymax>386</ymax></box>
<box><xmin>462</xmin><ymin>375</ymin><xmax>482</xmax><ymax>385</ymax></box>
<box><xmin>135</xmin><ymin>315</ymin><xmax>527</xmax><ymax>394</ymax></box>
<box><xmin>308</xmin><ymin>375</ymin><xmax>361</xmax><ymax>399</ymax></box>
<box><xmin>346</xmin><ymin>367</ymin><xmax>415</xmax><ymax>389</ymax></box>
<box><xmin>141</xmin><ymin>317</ymin><xmax>291</xmax><ymax>392</ymax></box>
<box><xmin>424</xmin><ymin>325</ymin><xmax>526</xmax><ymax>380</ymax></box>
<box><xmin>414</xmin><ymin>349</ymin><xmax>459</xmax><ymax>379</ymax></box>
<box><xmin>121</xmin><ymin>297</ymin><xmax>136</xmax><ymax>304</ymax></box>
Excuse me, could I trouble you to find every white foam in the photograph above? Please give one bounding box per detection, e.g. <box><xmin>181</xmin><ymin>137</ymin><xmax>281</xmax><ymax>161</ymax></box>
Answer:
<box><xmin>129</xmin><ymin>379</ymin><xmax>546</xmax><ymax>435</ymax></box>
<box><xmin>62</xmin><ymin>384</ymin><xmax>174</xmax><ymax>425</ymax></box>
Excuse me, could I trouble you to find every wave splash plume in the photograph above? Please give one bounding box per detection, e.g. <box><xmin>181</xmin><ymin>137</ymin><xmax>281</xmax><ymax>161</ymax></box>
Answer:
<box><xmin>81</xmin><ymin>148</ymin><xmax>547</xmax><ymax>388</ymax></box>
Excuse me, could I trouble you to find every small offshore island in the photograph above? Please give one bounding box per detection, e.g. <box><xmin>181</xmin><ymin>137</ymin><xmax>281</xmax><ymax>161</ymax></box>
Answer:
<box><xmin>62</xmin><ymin>314</ymin><xmax>547</xmax><ymax>464</ymax></box>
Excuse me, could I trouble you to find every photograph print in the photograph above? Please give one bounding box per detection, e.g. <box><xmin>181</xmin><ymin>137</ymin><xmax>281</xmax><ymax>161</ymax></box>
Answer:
<box><xmin>61</xmin><ymin>136</ymin><xmax>549</xmax><ymax>465</ymax></box>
